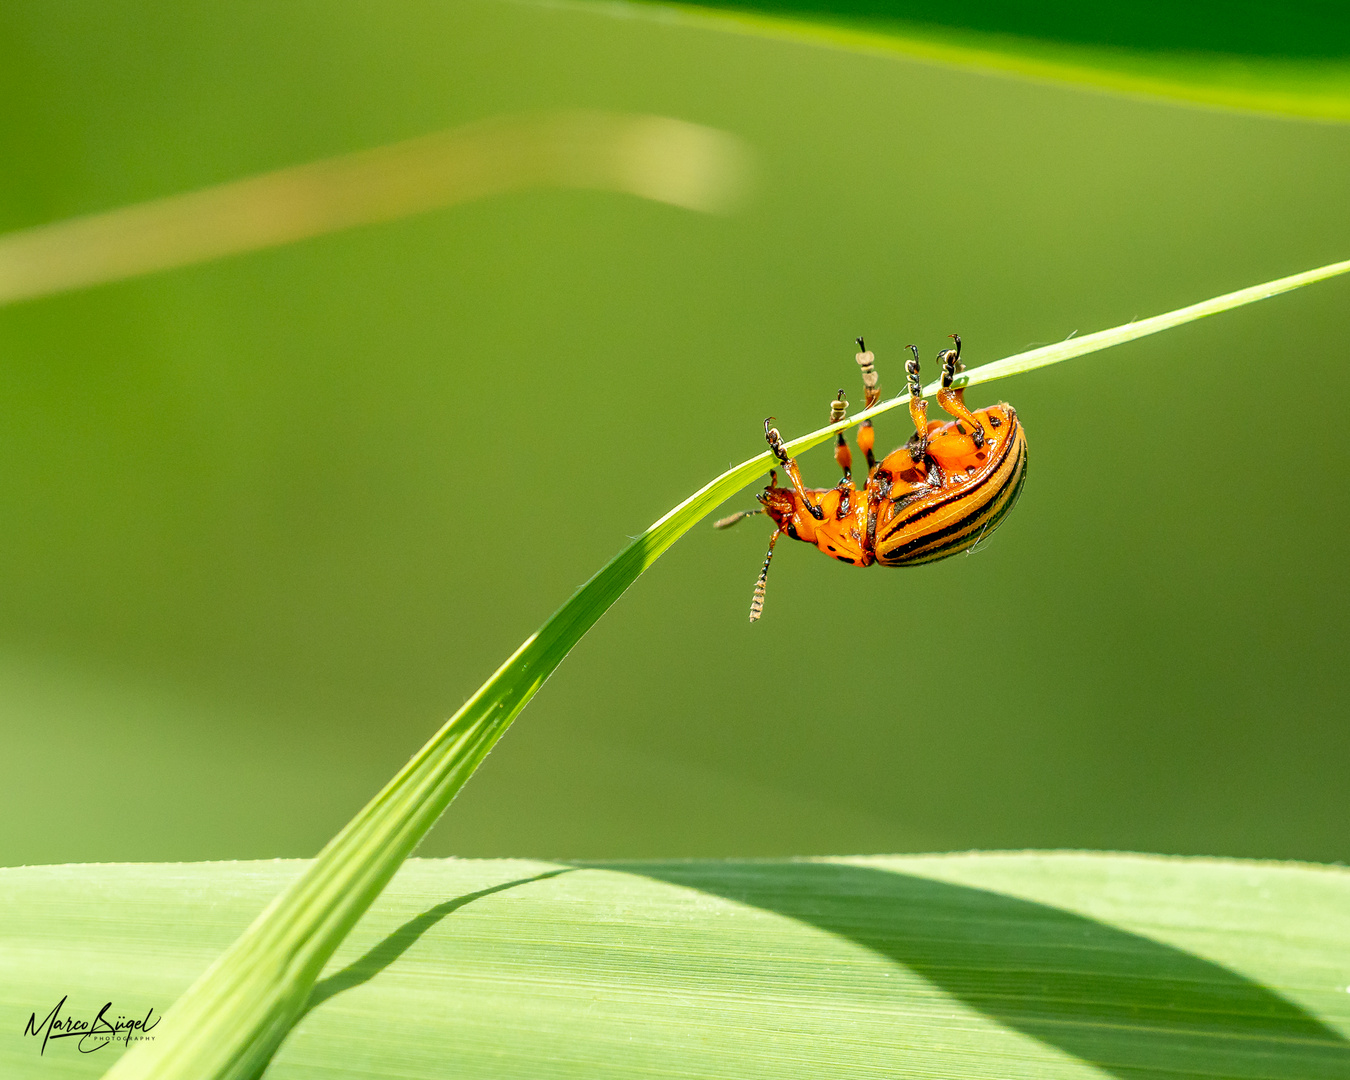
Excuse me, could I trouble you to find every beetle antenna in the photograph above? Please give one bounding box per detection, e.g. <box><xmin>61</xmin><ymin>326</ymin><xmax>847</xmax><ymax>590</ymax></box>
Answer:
<box><xmin>714</xmin><ymin>509</ymin><xmax>762</xmax><ymax>529</ymax></box>
<box><xmin>749</xmin><ymin>530</ymin><xmax>782</xmax><ymax>622</ymax></box>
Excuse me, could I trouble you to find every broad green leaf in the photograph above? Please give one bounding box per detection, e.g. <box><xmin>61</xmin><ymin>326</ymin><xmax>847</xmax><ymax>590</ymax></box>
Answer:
<box><xmin>2</xmin><ymin>852</ymin><xmax>1348</xmax><ymax>1078</ymax></box>
<box><xmin>87</xmin><ymin>255</ymin><xmax>1350</xmax><ymax>1080</ymax></box>
<box><xmin>563</xmin><ymin>0</ymin><xmax>1350</xmax><ymax>122</ymax></box>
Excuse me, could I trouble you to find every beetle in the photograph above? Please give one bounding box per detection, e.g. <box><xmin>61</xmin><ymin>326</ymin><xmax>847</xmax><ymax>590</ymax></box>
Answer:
<box><xmin>717</xmin><ymin>335</ymin><xmax>1027</xmax><ymax>621</ymax></box>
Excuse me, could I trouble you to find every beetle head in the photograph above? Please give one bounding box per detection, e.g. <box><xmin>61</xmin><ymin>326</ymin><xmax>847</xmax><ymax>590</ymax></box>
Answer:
<box><xmin>757</xmin><ymin>484</ymin><xmax>799</xmax><ymax>531</ymax></box>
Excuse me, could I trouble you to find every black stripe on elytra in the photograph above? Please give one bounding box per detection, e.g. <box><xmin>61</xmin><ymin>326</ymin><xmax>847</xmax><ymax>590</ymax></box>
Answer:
<box><xmin>884</xmin><ymin>504</ymin><xmax>997</xmax><ymax>564</ymax></box>
<box><xmin>887</xmin><ymin>442</ymin><xmax>1027</xmax><ymax>565</ymax></box>
<box><xmin>903</xmin><ymin>449</ymin><xmax>1028</xmax><ymax>564</ymax></box>
<box><xmin>878</xmin><ymin>441</ymin><xmax>1026</xmax><ymax>565</ymax></box>
<box><xmin>900</xmin><ymin>423</ymin><xmax>1019</xmax><ymax>527</ymax></box>
<box><xmin>877</xmin><ymin>421</ymin><xmax>1021</xmax><ymax>541</ymax></box>
<box><xmin>876</xmin><ymin>434</ymin><xmax>1021</xmax><ymax>552</ymax></box>
<box><xmin>881</xmin><ymin>475</ymin><xmax>1022</xmax><ymax>566</ymax></box>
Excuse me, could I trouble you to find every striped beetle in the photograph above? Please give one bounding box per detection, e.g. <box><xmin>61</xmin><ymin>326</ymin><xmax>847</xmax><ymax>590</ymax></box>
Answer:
<box><xmin>717</xmin><ymin>335</ymin><xmax>1027</xmax><ymax>621</ymax></box>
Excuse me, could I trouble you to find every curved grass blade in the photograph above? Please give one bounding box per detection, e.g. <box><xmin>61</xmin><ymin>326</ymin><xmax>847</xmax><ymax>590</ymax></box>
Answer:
<box><xmin>548</xmin><ymin>0</ymin><xmax>1350</xmax><ymax>124</ymax></box>
<box><xmin>102</xmin><ymin>254</ymin><xmax>1350</xmax><ymax>1080</ymax></box>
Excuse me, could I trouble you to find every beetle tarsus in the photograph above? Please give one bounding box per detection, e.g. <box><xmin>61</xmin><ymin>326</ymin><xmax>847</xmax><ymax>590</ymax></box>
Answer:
<box><xmin>905</xmin><ymin>344</ymin><xmax>929</xmax><ymax>461</ymax></box>
<box><xmin>829</xmin><ymin>389</ymin><xmax>848</xmax><ymax>425</ymax></box>
<box><xmin>855</xmin><ymin>338</ymin><xmax>880</xmax><ymax>409</ymax></box>
<box><xmin>830</xmin><ymin>389</ymin><xmax>853</xmax><ymax>483</ymax></box>
<box><xmin>764</xmin><ymin>417</ymin><xmax>789</xmax><ymax>463</ymax></box>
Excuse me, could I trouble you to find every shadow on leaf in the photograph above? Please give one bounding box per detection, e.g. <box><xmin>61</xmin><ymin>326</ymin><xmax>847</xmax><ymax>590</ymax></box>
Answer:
<box><xmin>302</xmin><ymin>868</ymin><xmax>572</xmax><ymax>1017</ymax></box>
<box><xmin>614</xmin><ymin>860</ymin><xmax>1350</xmax><ymax>1080</ymax></box>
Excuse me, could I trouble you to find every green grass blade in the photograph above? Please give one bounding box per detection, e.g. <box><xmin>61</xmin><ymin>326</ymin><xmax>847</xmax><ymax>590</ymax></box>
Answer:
<box><xmin>949</xmin><ymin>257</ymin><xmax>1350</xmax><ymax>389</ymax></box>
<box><xmin>102</xmin><ymin>255</ymin><xmax>1350</xmax><ymax>1080</ymax></box>
<box><xmin>554</xmin><ymin>1</ymin><xmax>1350</xmax><ymax>123</ymax></box>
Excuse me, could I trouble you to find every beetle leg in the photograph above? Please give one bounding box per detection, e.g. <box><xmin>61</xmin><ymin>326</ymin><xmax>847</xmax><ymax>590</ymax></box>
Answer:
<box><xmin>833</xmin><ymin>434</ymin><xmax>852</xmax><ymax>484</ymax></box>
<box><xmin>857</xmin><ymin>420</ymin><xmax>876</xmax><ymax>475</ymax></box>
<box><xmin>836</xmin><ymin>484</ymin><xmax>853</xmax><ymax>519</ymax></box>
<box><xmin>935</xmin><ymin>333</ymin><xmax>985</xmax><ymax>448</ymax></box>
<box><xmin>904</xmin><ymin>344</ymin><xmax>929</xmax><ymax>462</ymax></box>
<box><xmin>890</xmin><ymin>487</ymin><xmax>931</xmax><ymax>513</ymax></box>
<box><xmin>764</xmin><ymin>417</ymin><xmax>824</xmax><ymax>521</ymax></box>
<box><xmin>830</xmin><ymin>389</ymin><xmax>853</xmax><ymax>484</ymax></box>
<box><xmin>853</xmin><ymin>338</ymin><xmax>878</xmax><ymax>474</ymax></box>
<box><xmin>748</xmin><ymin>529</ymin><xmax>782</xmax><ymax>622</ymax></box>
<box><xmin>854</xmin><ymin>337</ymin><xmax>880</xmax><ymax>408</ymax></box>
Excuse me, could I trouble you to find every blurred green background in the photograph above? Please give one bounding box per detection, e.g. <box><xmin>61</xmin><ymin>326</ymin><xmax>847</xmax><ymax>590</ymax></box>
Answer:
<box><xmin>1</xmin><ymin>0</ymin><xmax>1347</xmax><ymax>868</ymax></box>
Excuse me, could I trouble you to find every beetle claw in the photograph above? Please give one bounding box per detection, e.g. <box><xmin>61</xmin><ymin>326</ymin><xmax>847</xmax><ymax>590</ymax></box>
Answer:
<box><xmin>763</xmin><ymin>418</ymin><xmax>791</xmax><ymax>465</ymax></box>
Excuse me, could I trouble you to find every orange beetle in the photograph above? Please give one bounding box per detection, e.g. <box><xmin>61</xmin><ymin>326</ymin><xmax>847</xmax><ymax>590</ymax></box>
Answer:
<box><xmin>718</xmin><ymin>335</ymin><xmax>1027</xmax><ymax>621</ymax></box>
